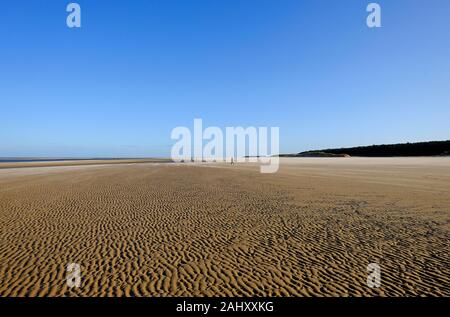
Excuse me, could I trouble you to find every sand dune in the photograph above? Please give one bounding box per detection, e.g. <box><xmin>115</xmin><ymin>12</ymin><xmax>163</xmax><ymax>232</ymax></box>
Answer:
<box><xmin>0</xmin><ymin>158</ymin><xmax>449</xmax><ymax>296</ymax></box>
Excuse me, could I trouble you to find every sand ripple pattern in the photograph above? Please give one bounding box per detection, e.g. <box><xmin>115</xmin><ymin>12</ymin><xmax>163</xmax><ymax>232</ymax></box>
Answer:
<box><xmin>0</xmin><ymin>163</ymin><xmax>449</xmax><ymax>296</ymax></box>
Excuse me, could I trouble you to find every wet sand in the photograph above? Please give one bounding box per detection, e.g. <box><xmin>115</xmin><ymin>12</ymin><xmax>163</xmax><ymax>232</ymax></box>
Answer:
<box><xmin>0</xmin><ymin>158</ymin><xmax>449</xmax><ymax>296</ymax></box>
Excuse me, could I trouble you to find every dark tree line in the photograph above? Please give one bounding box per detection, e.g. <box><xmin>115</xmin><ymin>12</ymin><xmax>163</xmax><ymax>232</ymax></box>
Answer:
<box><xmin>298</xmin><ymin>140</ymin><xmax>450</xmax><ymax>157</ymax></box>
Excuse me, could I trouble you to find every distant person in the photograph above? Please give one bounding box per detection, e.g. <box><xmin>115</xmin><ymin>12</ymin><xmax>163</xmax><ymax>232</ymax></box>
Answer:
<box><xmin>231</xmin><ymin>157</ymin><xmax>234</xmax><ymax>165</ymax></box>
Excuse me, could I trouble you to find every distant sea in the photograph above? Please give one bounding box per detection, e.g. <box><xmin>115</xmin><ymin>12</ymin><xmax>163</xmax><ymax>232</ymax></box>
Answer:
<box><xmin>0</xmin><ymin>158</ymin><xmax>136</xmax><ymax>163</ymax></box>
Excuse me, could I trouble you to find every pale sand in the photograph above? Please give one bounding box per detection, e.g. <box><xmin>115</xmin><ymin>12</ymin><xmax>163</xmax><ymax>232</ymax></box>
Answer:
<box><xmin>0</xmin><ymin>158</ymin><xmax>448</xmax><ymax>296</ymax></box>
<box><xmin>0</xmin><ymin>158</ymin><xmax>171</xmax><ymax>169</ymax></box>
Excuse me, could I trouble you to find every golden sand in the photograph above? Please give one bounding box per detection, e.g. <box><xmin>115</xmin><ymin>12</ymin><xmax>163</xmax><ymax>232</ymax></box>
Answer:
<box><xmin>0</xmin><ymin>158</ymin><xmax>449</xmax><ymax>296</ymax></box>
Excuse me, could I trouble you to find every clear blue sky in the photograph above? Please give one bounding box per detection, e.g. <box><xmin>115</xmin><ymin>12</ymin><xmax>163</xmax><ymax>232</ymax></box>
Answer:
<box><xmin>1</xmin><ymin>0</ymin><xmax>449</xmax><ymax>157</ymax></box>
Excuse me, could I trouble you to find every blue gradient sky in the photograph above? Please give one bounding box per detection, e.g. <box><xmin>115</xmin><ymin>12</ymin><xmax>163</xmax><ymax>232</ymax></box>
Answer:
<box><xmin>1</xmin><ymin>0</ymin><xmax>449</xmax><ymax>157</ymax></box>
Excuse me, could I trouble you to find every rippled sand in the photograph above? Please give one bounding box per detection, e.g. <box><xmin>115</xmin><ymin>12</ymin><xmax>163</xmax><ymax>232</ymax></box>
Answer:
<box><xmin>0</xmin><ymin>158</ymin><xmax>449</xmax><ymax>296</ymax></box>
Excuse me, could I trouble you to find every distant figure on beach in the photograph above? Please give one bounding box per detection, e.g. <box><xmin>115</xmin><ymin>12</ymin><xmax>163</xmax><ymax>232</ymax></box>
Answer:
<box><xmin>231</xmin><ymin>157</ymin><xmax>234</xmax><ymax>165</ymax></box>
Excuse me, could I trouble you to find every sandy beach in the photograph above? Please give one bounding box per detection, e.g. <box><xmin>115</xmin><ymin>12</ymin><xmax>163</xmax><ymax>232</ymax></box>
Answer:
<box><xmin>0</xmin><ymin>157</ymin><xmax>449</xmax><ymax>296</ymax></box>
<box><xmin>0</xmin><ymin>158</ymin><xmax>171</xmax><ymax>169</ymax></box>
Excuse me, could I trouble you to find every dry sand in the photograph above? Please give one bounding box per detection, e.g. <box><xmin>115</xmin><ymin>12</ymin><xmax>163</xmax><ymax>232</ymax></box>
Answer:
<box><xmin>0</xmin><ymin>157</ymin><xmax>448</xmax><ymax>296</ymax></box>
<box><xmin>0</xmin><ymin>158</ymin><xmax>170</xmax><ymax>169</ymax></box>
